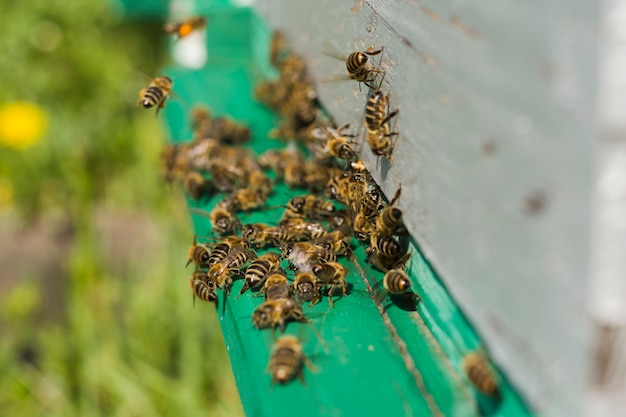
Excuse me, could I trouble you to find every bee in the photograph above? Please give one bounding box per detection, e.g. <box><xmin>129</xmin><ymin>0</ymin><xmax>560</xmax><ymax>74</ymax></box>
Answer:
<box><xmin>270</xmin><ymin>30</ymin><xmax>290</xmax><ymax>68</ymax></box>
<box><xmin>268</xmin><ymin>335</ymin><xmax>314</xmax><ymax>385</ymax></box>
<box><xmin>283</xmin><ymin>242</ymin><xmax>337</xmax><ymax>272</ymax></box>
<box><xmin>186</xmin><ymin>236</ymin><xmax>210</xmax><ymax>268</ymax></box>
<box><xmin>190</xmin><ymin>106</ymin><xmax>212</xmax><ymax>132</ymax></box>
<box><xmin>352</xmin><ymin>211</ymin><xmax>376</xmax><ymax>242</ymax></box>
<box><xmin>349</xmin><ymin>159</ymin><xmax>369</xmax><ymax>173</ymax></box>
<box><xmin>375</xmin><ymin>269</ymin><xmax>420</xmax><ymax>305</ymax></box>
<box><xmin>182</xmin><ymin>171</ymin><xmax>212</xmax><ymax>201</ymax></box>
<box><xmin>164</xmin><ymin>16</ymin><xmax>208</xmax><ymax>39</ymax></box>
<box><xmin>346</xmin><ymin>47</ymin><xmax>384</xmax><ymax>89</ymax></box>
<box><xmin>282</xmin><ymin>195</ymin><xmax>336</xmax><ymax>222</ymax></box>
<box><xmin>138</xmin><ymin>76</ymin><xmax>173</xmax><ymax>118</ymax></box>
<box><xmin>462</xmin><ymin>352</ymin><xmax>501</xmax><ymax>398</ymax></box>
<box><xmin>247</xmin><ymin>170</ymin><xmax>273</xmax><ymax>197</ymax></box>
<box><xmin>252</xmin><ymin>298</ymin><xmax>307</xmax><ymax>332</ymax></box>
<box><xmin>311</xmin><ymin>230</ymin><xmax>352</xmax><ymax>256</ymax></box>
<box><xmin>238</xmin><ymin>252</ymin><xmax>283</xmax><ymax>297</ymax></box>
<box><xmin>369</xmin><ymin>231</ymin><xmax>403</xmax><ymax>258</ymax></box>
<box><xmin>263</xmin><ymin>271</ymin><xmax>292</xmax><ymax>301</ymax></box>
<box><xmin>310</xmin><ymin>262</ymin><xmax>348</xmax><ymax>307</ymax></box>
<box><xmin>280</xmin><ymin>218</ymin><xmax>327</xmax><ymax>240</ymax></box>
<box><xmin>292</xmin><ymin>272</ymin><xmax>319</xmax><ymax>303</ymax></box>
<box><xmin>206</xmin><ymin>236</ymin><xmax>249</xmax><ymax>267</ymax></box>
<box><xmin>208</xmin><ymin>202</ymin><xmax>241</xmax><ymax>235</ymax></box>
<box><xmin>227</xmin><ymin>187</ymin><xmax>268</xmax><ymax>212</ymax></box>
<box><xmin>317</xmin><ymin>124</ymin><xmax>357</xmax><ymax>161</ymax></box>
<box><xmin>375</xmin><ymin>187</ymin><xmax>405</xmax><ymax>235</ymax></box>
<box><xmin>360</xmin><ymin>188</ymin><xmax>385</xmax><ymax>220</ymax></box>
<box><xmin>365</xmin><ymin>90</ymin><xmax>399</xmax><ymax>160</ymax></box>
<box><xmin>243</xmin><ymin>223</ymin><xmax>282</xmax><ymax>248</ymax></box>
<box><xmin>189</xmin><ymin>271</ymin><xmax>217</xmax><ymax>304</ymax></box>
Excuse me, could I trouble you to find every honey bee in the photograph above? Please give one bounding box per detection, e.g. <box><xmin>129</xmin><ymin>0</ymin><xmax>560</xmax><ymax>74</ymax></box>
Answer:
<box><xmin>186</xmin><ymin>236</ymin><xmax>210</xmax><ymax>268</ymax></box>
<box><xmin>164</xmin><ymin>16</ymin><xmax>208</xmax><ymax>39</ymax></box>
<box><xmin>365</xmin><ymin>90</ymin><xmax>399</xmax><ymax>160</ymax></box>
<box><xmin>462</xmin><ymin>351</ymin><xmax>501</xmax><ymax>398</ymax></box>
<box><xmin>360</xmin><ymin>188</ymin><xmax>385</xmax><ymax>221</ymax></box>
<box><xmin>352</xmin><ymin>211</ymin><xmax>376</xmax><ymax>242</ymax></box>
<box><xmin>242</xmin><ymin>223</ymin><xmax>283</xmax><ymax>248</ymax></box>
<box><xmin>138</xmin><ymin>76</ymin><xmax>173</xmax><ymax>118</ymax></box>
<box><xmin>227</xmin><ymin>187</ymin><xmax>268</xmax><ymax>212</ymax></box>
<box><xmin>247</xmin><ymin>170</ymin><xmax>273</xmax><ymax>197</ymax></box>
<box><xmin>375</xmin><ymin>187</ymin><xmax>405</xmax><ymax>235</ymax></box>
<box><xmin>270</xmin><ymin>30</ymin><xmax>290</xmax><ymax>68</ymax></box>
<box><xmin>189</xmin><ymin>271</ymin><xmax>217</xmax><ymax>304</ymax></box>
<box><xmin>292</xmin><ymin>271</ymin><xmax>319</xmax><ymax>304</ymax></box>
<box><xmin>311</xmin><ymin>230</ymin><xmax>352</xmax><ymax>256</ymax></box>
<box><xmin>325</xmin><ymin>46</ymin><xmax>385</xmax><ymax>90</ymax></box>
<box><xmin>208</xmin><ymin>202</ymin><xmax>241</xmax><ymax>235</ymax></box>
<box><xmin>263</xmin><ymin>271</ymin><xmax>292</xmax><ymax>301</ymax></box>
<box><xmin>268</xmin><ymin>335</ymin><xmax>314</xmax><ymax>384</ymax></box>
<box><xmin>369</xmin><ymin>231</ymin><xmax>403</xmax><ymax>258</ymax></box>
<box><xmin>252</xmin><ymin>298</ymin><xmax>307</xmax><ymax>332</ymax></box>
<box><xmin>310</xmin><ymin>262</ymin><xmax>348</xmax><ymax>307</ymax></box>
<box><xmin>317</xmin><ymin>124</ymin><xmax>357</xmax><ymax>161</ymax></box>
<box><xmin>377</xmin><ymin>268</ymin><xmax>420</xmax><ymax>303</ymax></box>
<box><xmin>206</xmin><ymin>236</ymin><xmax>249</xmax><ymax>267</ymax></box>
<box><xmin>349</xmin><ymin>159</ymin><xmax>369</xmax><ymax>173</ymax></box>
<box><xmin>182</xmin><ymin>171</ymin><xmax>212</xmax><ymax>201</ymax></box>
<box><xmin>282</xmin><ymin>195</ymin><xmax>336</xmax><ymax>222</ymax></box>
<box><xmin>279</xmin><ymin>218</ymin><xmax>327</xmax><ymax>240</ymax></box>
<box><xmin>283</xmin><ymin>242</ymin><xmax>337</xmax><ymax>272</ymax></box>
<box><xmin>207</xmin><ymin>248</ymin><xmax>254</xmax><ymax>294</ymax></box>
<box><xmin>238</xmin><ymin>252</ymin><xmax>283</xmax><ymax>297</ymax></box>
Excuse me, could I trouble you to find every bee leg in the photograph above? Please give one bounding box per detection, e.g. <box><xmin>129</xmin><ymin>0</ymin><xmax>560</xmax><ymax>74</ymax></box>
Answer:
<box><xmin>365</xmin><ymin>46</ymin><xmax>384</xmax><ymax>56</ymax></box>
<box><xmin>327</xmin><ymin>287</ymin><xmax>335</xmax><ymax>308</ymax></box>
<box><xmin>236</xmin><ymin>282</ymin><xmax>249</xmax><ymax>299</ymax></box>
<box><xmin>154</xmin><ymin>99</ymin><xmax>167</xmax><ymax>118</ymax></box>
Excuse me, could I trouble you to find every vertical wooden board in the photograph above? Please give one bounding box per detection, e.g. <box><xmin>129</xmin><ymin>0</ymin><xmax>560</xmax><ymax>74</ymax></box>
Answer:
<box><xmin>255</xmin><ymin>1</ymin><xmax>597</xmax><ymax>416</ymax></box>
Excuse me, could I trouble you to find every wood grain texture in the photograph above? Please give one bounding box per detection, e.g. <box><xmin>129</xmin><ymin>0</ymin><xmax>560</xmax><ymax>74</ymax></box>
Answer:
<box><xmin>255</xmin><ymin>1</ymin><xmax>597</xmax><ymax>416</ymax></box>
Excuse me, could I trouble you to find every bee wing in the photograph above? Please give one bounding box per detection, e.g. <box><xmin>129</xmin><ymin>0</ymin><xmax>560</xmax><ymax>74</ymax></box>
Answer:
<box><xmin>321</xmin><ymin>41</ymin><xmax>348</xmax><ymax>63</ymax></box>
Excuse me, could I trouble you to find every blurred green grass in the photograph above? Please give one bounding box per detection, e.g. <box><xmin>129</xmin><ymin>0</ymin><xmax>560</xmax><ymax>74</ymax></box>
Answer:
<box><xmin>0</xmin><ymin>1</ymin><xmax>243</xmax><ymax>416</ymax></box>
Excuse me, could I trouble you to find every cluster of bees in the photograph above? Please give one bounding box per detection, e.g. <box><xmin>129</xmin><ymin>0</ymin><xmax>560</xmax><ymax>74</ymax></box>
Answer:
<box><xmin>146</xmin><ymin>20</ymin><xmax>500</xmax><ymax>398</ymax></box>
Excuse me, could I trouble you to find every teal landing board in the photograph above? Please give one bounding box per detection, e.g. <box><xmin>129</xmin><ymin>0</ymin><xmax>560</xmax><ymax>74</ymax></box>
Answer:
<box><xmin>160</xmin><ymin>6</ymin><xmax>535</xmax><ymax>417</ymax></box>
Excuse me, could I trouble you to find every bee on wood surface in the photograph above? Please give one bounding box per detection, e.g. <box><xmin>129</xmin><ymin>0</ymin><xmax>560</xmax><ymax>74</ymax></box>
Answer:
<box><xmin>252</xmin><ymin>298</ymin><xmax>307</xmax><ymax>332</ymax></box>
<box><xmin>310</xmin><ymin>262</ymin><xmax>348</xmax><ymax>307</ymax></box>
<box><xmin>462</xmin><ymin>351</ymin><xmax>501</xmax><ymax>398</ymax></box>
<box><xmin>138</xmin><ymin>76</ymin><xmax>173</xmax><ymax>118</ymax></box>
<box><xmin>268</xmin><ymin>335</ymin><xmax>315</xmax><ymax>385</ymax></box>
<box><xmin>325</xmin><ymin>46</ymin><xmax>385</xmax><ymax>90</ymax></box>
<box><xmin>189</xmin><ymin>271</ymin><xmax>217</xmax><ymax>304</ymax></box>
<box><xmin>364</xmin><ymin>90</ymin><xmax>399</xmax><ymax>160</ymax></box>
<box><xmin>164</xmin><ymin>16</ymin><xmax>208</xmax><ymax>39</ymax></box>
<box><xmin>263</xmin><ymin>271</ymin><xmax>292</xmax><ymax>301</ymax></box>
<box><xmin>238</xmin><ymin>252</ymin><xmax>283</xmax><ymax>297</ymax></box>
<box><xmin>292</xmin><ymin>271</ymin><xmax>319</xmax><ymax>304</ymax></box>
<box><xmin>316</xmin><ymin>124</ymin><xmax>357</xmax><ymax>162</ymax></box>
<box><xmin>186</xmin><ymin>236</ymin><xmax>210</xmax><ymax>268</ymax></box>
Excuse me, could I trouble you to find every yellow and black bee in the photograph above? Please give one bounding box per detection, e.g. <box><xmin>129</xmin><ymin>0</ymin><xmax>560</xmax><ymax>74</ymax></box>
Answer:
<box><xmin>364</xmin><ymin>90</ymin><xmax>399</xmax><ymax>160</ymax></box>
<box><xmin>138</xmin><ymin>76</ymin><xmax>173</xmax><ymax>118</ymax></box>
<box><xmin>164</xmin><ymin>16</ymin><xmax>208</xmax><ymax>39</ymax></box>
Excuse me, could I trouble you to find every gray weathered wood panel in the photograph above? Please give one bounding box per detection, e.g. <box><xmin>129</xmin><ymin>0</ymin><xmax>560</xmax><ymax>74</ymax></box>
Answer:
<box><xmin>256</xmin><ymin>1</ymin><xmax>599</xmax><ymax>416</ymax></box>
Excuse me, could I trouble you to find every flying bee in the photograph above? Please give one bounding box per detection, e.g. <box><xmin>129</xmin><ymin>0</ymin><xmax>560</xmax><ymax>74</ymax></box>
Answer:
<box><xmin>252</xmin><ymin>298</ymin><xmax>307</xmax><ymax>332</ymax></box>
<box><xmin>292</xmin><ymin>272</ymin><xmax>319</xmax><ymax>304</ymax></box>
<box><xmin>462</xmin><ymin>351</ymin><xmax>501</xmax><ymax>398</ymax></box>
<box><xmin>186</xmin><ymin>236</ymin><xmax>210</xmax><ymax>268</ymax></box>
<box><xmin>374</xmin><ymin>268</ymin><xmax>421</xmax><ymax>306</ymax></box>
<box><xmin>164</xmin><ymin>16</ymin><xmax>208</xmax><ymax>39</ymax></box>
<box><xmin>375</xmin><ymin>187</ymin><xmax>405</xmax><ymax>235</ymax></box>
<box><xmin>182</xmin><ymin>171</ymin><xmax>212</xmax><ymax>201</ymax></box>
<box><xmin>189</xmin><ymin>271</ymin><xmax>217</xmax><ymax>305</ymax></box>
<box><xmin>365</xmin><ymin>90</ymin><xmax>399</xmax><ymax>160</ymax></box>
<box><xmin>238</xmin><ymin>252</ymin><xmax>283</xmax><ymax>297</ymax></box>
<box><xmin>268</xmin><ymin>335</ymin><xmax>315</xmax><ymax>385</ymax></box>
<box><xmin>263</xmin><ymin>271</ymin><xmax>292</xmax><ymax>301</ymax></box>
<box><xmin>310</xmin><ymin>262</ymin><xmax>348</xmax><ymax>307</ymax></box>
<box><xmin>138</xmin><ymin>76</ymin><xmax>173</xmax><ymax>118</ymax></box>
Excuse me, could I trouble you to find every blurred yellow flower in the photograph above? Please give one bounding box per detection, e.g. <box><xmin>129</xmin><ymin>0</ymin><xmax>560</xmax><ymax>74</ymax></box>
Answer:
<box><xmin>0</xmin><ymin>102</ymin><xmax>47</xmax><ymax>149</ymax></box>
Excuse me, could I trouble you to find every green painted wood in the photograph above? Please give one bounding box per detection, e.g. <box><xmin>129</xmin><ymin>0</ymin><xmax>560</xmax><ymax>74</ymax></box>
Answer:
<box><xmin>161</xmin><ymin>6</ymin><xmax>535</xmax><ymax>417</ymax></box>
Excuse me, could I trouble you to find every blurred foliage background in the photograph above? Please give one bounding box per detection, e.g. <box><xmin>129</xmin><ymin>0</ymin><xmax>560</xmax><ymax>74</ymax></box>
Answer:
<box><xmin>0</xmin><ymin>1</ymin><xmax>242</xmax><ymax>416</ymax></box>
